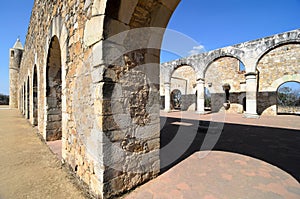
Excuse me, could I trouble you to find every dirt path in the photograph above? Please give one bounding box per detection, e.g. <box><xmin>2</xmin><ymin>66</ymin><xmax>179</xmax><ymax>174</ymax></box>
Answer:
<box><xmin>0</xmin><ymin>106</ymin><xmax>87</xmax><ymax>199</ymax></box>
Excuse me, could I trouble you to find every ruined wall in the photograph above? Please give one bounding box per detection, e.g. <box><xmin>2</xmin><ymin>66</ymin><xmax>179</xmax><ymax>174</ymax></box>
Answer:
<box><xmin>170</xmin><ymin>65</ymin><xmax>196</xmax><ymax>95</ymax></box>
<box><xmin>257</xmin><ymin>43</ymin><xmax>300</xmax><ymax>115</ymax></box>
<box><xmin>16</xmin><ymin>0</ymin><xmax>180</xmax><ymax>198</ymax></box>
<box><xmin>13</xmin><ymin>1</ymin><xmax>300</xmax><ymax>198</ymax></box>
<box><xmin>204</xmin><ymin>57</ymin><xmax>245</xmax><ymax>113</ymax></box>
<box><xmin>17</xmin><ymin>0</ymin><xmax>102</xmax><ymax>196</ymax></box>
<box><xmin>169</xmin><ymin>65</ymin><xmax>196</xmax><ymax>110</ymax></box>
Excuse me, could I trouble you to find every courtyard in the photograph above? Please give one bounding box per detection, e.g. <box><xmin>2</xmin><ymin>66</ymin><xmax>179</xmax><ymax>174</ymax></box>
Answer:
<box><xmin>1</xmin><ymin>105</ymin><xmax>299</xmax><ymax>198</ymax></box>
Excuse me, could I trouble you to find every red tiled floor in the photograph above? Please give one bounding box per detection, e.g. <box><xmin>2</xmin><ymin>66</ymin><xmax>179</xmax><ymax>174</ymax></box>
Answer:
<box><xmin>122</xmin><ymin>111</ymin><xmax>300</xmax><ymax>198</ymax></box>
<box><xmin>47</xmin><ymin>140</ymin><xmax>62</xmax><ymax>159</ymax></box>
<box><xmin>160</xmin><ymin>110</ymin><xmax>300</xmax><ymax>130</ymax></box>
<box><xmin>124</xmin><ymin>151</ymin><xmax>300</xmax><ymax>199</ymax></box>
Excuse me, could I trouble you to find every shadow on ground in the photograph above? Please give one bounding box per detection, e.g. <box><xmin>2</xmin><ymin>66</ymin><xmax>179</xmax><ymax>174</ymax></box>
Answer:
<box><xmin>160</xmin><ymin>116</ymin><xmax>300</xmax><ymax>182</ymax></box>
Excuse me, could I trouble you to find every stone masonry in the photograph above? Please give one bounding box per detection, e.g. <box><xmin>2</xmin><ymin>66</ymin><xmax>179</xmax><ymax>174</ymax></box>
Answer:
<box><xmin>9</xmin><ymin>0</ymin><xmax>181</xmax><ymax>198</ymax></box>
<box><xmin>161</xmin><ymin>29</ymin><xmax>300</xmax><ymax>117</ymax></box>
<box><xmin>8</xmin><ymin>0</ymin><xmax>300</xmax><ymax>198</ymax></box>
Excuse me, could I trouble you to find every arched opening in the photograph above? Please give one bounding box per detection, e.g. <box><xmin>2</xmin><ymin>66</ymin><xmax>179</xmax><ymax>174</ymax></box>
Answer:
<box><xmin>239</xmin><ymin>61</ymin><xmax>246</xmax><ymax>72</ymax></box>
<box><xmin>205</xmin><ymin>56</ymin><xmax>245</xmax><ymax>113</ymax></box>
<box><xmin>257</xmin><ymin>43</ymin><xmax>300</xmax><ymax>115</ymax></box>
<box><xmin>27</xmin><ymin>77</ymin><xmax>30</xmax><ymax>119</ymax></box>
<box><xmin>33</xmin><ymin>65</ymin><xmax>38</xmax><ymax>126</ymax></box>
<box><xmin>204</xmin><ymin>87</ymin><xmax>211</xmax><ymax>111</ymax></box>
<box><xmin>277</xmin><ymin>81</ymin><xmax>300</xmax><ymax>115</ymax></box>
<box><xmin>170</xmin><ymin>65</ymin><xmax>197</xmax><ymax>111</ymax></box>
<box><xmin>23</xmin><ymin>84</ymin><xmax>25</xmax><ymax>115</ymax></box>
<box><xmin>46</xmin><ymin>36</ymin><xmax>62</xmax><ymax>141</ymax></box>
<box><xmin>170</xmin><ymin>89</ymin><xmax>182</xmax><ymax>110</ymax></box>
<box><xmin>243</xmin><ymin>97</ymin><xmax>246</xmax><ymax>112</ymax></box>
<box><xmin>93</xmin><ymin>1</ymin><xmax>300</xmax><ymax>197</ymax></box>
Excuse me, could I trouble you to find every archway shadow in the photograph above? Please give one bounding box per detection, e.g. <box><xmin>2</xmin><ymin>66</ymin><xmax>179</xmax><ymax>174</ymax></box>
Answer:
<box><xmin>160</xmin><ymin>116</ymin><xmax>300</xmax><ymax>182</ymax></box>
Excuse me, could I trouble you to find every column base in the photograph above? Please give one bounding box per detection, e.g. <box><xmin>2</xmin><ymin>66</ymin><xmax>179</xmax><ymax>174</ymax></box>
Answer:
<box><xmin>243</xmin><ymin>112</ymin><xmax>260</xmax><ymax>119</ymax></box>
<box><xmin>164</xmin><ymin>109</ymin><xmax>171</xmax><ymax>113</ymax></box>
<box><xmin>196</xmin><ymin>111</ymin><xmax>206</xmax><ymax>115</ymax></box>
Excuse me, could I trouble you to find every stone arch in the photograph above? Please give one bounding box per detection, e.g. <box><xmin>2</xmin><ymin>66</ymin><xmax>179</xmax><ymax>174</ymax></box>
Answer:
<box><xmin>32</xmin><ymin>65</ymin><xmax>38</xmax><ymax>126</ymax></box>
<box><xmin>256</xmin><ymin>41</ymin><xmax>300</xmax><ymax>70</ymax></box>
<box><xmin>170</xmin><ymin>89</ymin><xmax>182</xmax><ymax>109</ymax></box>
<box><xmin>259</xmin><ymin>75</ymin><xmax>300</xmax><ymax>116</ymax></box>
<box><xmin>45</xmin><ymin>36</ymin><xmax>62</xmax><ymax>141</ymax></box>
<box><xmin>204</xmin><ymin>55</ymin><xmax>246</xmax><ymax>113</ymax></box>
<box><xmin>170</xmin><ymin>64</ymin><xmax>197</xmax><ymax>110</ymax></box>
<box><xmin>242</xmin><ymin>97</ymin><xmax>246</xmax><ymax>112</ymax></box>
<box><xmin>171</xmin><ymin>63</ymin><xmax>198</xmax><ymax>77</ymax></box>
<box><xmin>204</xmin><ymin>87</ymin><xmax>212</xmax><ymax>110</ymax></box>
<box><xmin>256</xmin><ymin>41</ymin><xmax>300</xmax><ymax>115</ymax></box>
<box><xmin>257</xmin><ymin>42</ymin><xmax>300</xmax><ymax>92</ymax></box>
<box><xmin>204</xmin><ymin>55</ymin><xmax>245</xmax><ymax>91</ymax></box>
<box><xmin>23</xmin><ymin>83</ymin><xmax>26</xmax><ymax>115</ymax></box>
<box><xmin>26</xmin><ymin>76</ymin><xmax>30</xmax><ymax>119</ymax></box>
<box><xmin>268</xmin><ymin>74</ymin><xmax>300</xmax><ymax>92</ymax></box>
<box><xmin>86</xmin><ymin>1</ymin><xmax>183</xmax><ymax>197</ymax></box>
<box><xmin>276</xmin><ymin>81</ymin><xmax>300</xmax><ymax>115</ymax></box>
<box><xmin>102</xmin><ymin>0</ymin><xmax>180</xmax><ymax>32</ymax></box>
<box><xmin>43</xmin><ymin>16</ymin><xmax>68</xmax><ymax>146</ymax></box>
<box><xmin>204</xmin><ymin>54</ymin><xmax>245</xmax><ymax>76</ymax></box>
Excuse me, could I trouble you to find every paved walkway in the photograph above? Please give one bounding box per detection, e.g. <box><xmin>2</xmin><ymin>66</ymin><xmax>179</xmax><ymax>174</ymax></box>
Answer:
<box><xmin>124</xmin><ymin>151</ymin><xmax>300</xmax><ymax>199</ymax></box>
<box><xmin>1</xmin><ymin>106</ymin><xmax>299</xmax><ymax>199</ymax></box>
<box><xmin>0</xmin><ymin>106</ymin><xmax>86</xmax><ymax>199</ymax></box>
<box><xmin>123</xmin><ymin>111</ymin><xmax>300</xmax><ymax>198</ymax></box>
<box><xmin>160</xmin><ymin>110</ymin><xmax>300</xmax><ymax>130</ymax></box>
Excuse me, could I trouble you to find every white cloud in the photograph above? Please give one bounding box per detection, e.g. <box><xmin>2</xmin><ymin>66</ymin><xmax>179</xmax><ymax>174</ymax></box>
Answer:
<box><xmin>188</xmin><ymin>45</ymin><xmax>206</xmax><ymax>56</ymax></box>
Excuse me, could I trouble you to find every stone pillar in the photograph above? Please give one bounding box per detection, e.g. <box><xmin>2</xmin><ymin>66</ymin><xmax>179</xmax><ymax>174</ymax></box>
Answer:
<box><xmin>164</xmin><ymin>82</ymin><xmax>171</xmax><ymax>112</ymax></box>
<box><xmin>196</xmin><ymin>78</ymin><xmax>205</xmax><ymax>114</ymax></box>
<box><xmin>244</xmin><ymin>72</ymin><xmax>259</xmax><ymax>118</ymax></box>
<box><xmin>23</xmin><ymin>84</ymin><xmax>25</xmax><ymax>115</ymax></box>
<box><xmin>25</xmin><ymin>80</ymin><xmax>29</xmax><ymax>119</ymax></box>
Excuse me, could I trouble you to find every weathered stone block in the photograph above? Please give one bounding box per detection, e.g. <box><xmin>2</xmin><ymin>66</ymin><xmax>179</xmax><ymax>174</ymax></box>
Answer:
<box><xmin>84</xmin><ymin>15</ymin><xmax>104</xmax><ymax>47</ymax></box>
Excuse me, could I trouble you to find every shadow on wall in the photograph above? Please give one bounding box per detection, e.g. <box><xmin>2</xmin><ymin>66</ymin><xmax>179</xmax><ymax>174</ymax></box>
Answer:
<box><xmin>258</xmin><ymin>91</ymin><xmax>300</xmax><ymax>115</ymax></box>
<box><xmin>210</xmin><ymin>92</ymin><xmax>245</xmax><ymax>113</ymax></box>
<box><xmin>161</xmin><ymin>94</ymin><xmax>196</xmax><ymax>111</ymax></box>
<box><xmin>258</xmin><ymin>91</ymin><xmax>277</xmax><ymax>115</ymax></box>
<box><xmin>160</xmin><ymin>117</ymin><xmax>300</xmax><ymax>182</ymax></box>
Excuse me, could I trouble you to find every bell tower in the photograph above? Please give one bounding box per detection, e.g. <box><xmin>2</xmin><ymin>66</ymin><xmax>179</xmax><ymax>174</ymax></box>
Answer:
<box><xmin>9</xmin><ymin>38</ymin><xmax>24</xmax><ymax>108</ymax></box>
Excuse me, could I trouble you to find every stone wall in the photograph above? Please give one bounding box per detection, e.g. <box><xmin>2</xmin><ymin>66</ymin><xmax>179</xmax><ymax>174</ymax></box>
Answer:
<box><xmin>161</xmin><ymin>29</ymin><xmax>300</xmax><ymax>116</ymax></box>
<box><xmin>160</xmin><ymin>65</ymin><xmax>197</xmax><ymax>111</ymax></box>
<box><xmin>170</xmin><ymin>65</ymin><xmax>196</xmax><ymax>95</ymax></box>
<box><xmin>14</xmin><ymin>0</ymin><xmax>179</xmax><ymax>198</ymax></box>
<box><xmin>278</xmin><ymin>106</ymin><xmax>300</xmax><ymax>114</ymax></box>
<box><xmin>16</xmin><ymin>0</ymin><xmax>103</xmax><ymax>196</ymax></box>
<box><xmin>205</xmin><ymin>57</ymin><xmax>245</xmax><ymax>113</ymax></box>
<box><xmin>257</xmin><ymin>43</ymin><xmax>300</xmax><ymax>115</ymax></box>
<box><xmin>10</xmin><ymin>0</ymin><xmax>300</xmax><ymax>197</ymax></box>
<box><xmin>258</xmin><ymin>44</ymin><xmax>300</xmax><ymax>91</ymax></box>
<box><xmin>181</xmin><ymin>94</ymin><xmax>196</xmax><ymax>110</ymax></box>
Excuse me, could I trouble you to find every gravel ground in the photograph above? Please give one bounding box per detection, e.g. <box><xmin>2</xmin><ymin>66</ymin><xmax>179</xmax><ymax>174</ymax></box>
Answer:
<box><xmin>0</xmin><ymin>106</ymin><xmax>87</xmax><ymax>199</ymax></box>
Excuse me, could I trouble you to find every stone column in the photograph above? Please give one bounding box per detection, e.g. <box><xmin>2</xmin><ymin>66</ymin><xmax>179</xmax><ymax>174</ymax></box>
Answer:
<box><xmin>244</xmin><ymin>72</ymin><xmax>259</xmax><ymax>118</ymax></box>
<box><xmin>164</xmin><ymin>82</ymin><xmax>171</xmax><ymax>112</ymax></box>
<box><xmin>196</xmin><ymin>78</ymin><xmax>205</xmax><ymax>114</ymax></box>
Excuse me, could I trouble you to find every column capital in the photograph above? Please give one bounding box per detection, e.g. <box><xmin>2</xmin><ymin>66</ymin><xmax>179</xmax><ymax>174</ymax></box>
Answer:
<box><xmin>244</xmin><ymin>72</ymin><xmax>257</xmax><ymax>77</ymax></box>
<box><xmin>196</xmin><ymin>78</ymin><xmax>205</xmax><ymax>83</ymax></box>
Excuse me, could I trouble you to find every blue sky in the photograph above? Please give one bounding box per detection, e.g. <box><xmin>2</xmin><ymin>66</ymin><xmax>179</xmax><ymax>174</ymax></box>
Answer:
<box><xmin>0</xmin><ymin>0</ymin><xmax>300</xmax><ymax>95</ymax></box>
<box><xmin>0</xmin><ymin>1</ymin><xmax>34</xmax><ymax>95</ymax></box>
<box><xmin>161</xmin><ymin>0</ymin><xmax>300</xmax><ymax>62</ymax></box>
